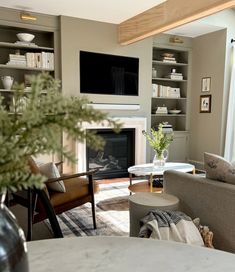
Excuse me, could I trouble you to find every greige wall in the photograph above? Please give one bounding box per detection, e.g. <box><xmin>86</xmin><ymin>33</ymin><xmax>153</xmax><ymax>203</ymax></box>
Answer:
<box><xmin>190</xmin><ymin>29</ymin><xmax>226</xmax><ymax>165</ymax></box>
<box><xmin>60</xmin><ymin>16</ymin><xmax>153</xmax><ymax>170</ymax></box>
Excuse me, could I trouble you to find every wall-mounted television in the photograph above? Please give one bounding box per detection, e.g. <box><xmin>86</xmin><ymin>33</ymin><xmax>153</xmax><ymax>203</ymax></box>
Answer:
<box><xmin>79</xmin><ymin>51</ymin><xmax>139</xmax><ymax>96</ymax></box>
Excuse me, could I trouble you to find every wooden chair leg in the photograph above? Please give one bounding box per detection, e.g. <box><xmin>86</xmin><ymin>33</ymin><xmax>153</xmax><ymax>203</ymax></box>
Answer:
<box><xmin>91</xmin><ymin>199</ymin><xmax>96</xmax><ymax>229</ymax></box>
<box><xmin>35</xmin><ymin>189</ymin><xmax>63</xmax><ymax>238</ymax></box>
<box><xmin>88</xmin><ymin>174</ymin><xmax>97</xmax><ymax>229</ymax></box>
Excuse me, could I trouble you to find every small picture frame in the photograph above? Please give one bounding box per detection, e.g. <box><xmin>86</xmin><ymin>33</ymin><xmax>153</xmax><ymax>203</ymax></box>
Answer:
<box><xmin>200</xmin><ymin>95</ymin><xmax>211</xmax><ymax>113</ymax></box>
<box><xmin>201</xmin><ymin>77</ymin><xmax>211</xmax><ymax>92</ymax></box>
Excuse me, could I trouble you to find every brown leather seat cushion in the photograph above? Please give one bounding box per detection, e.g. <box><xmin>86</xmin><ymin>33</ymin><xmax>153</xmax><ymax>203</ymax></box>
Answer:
<box><xmin>49</xmin><ymin>177</ymin><xmax>99</xmax><ymax>207</ymax></box>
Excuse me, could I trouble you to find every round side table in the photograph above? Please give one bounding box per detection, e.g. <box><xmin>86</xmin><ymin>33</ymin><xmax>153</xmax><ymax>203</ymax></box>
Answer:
<box><xmin>129</xmin><ymin>192</ymin><xmax>179</xmax><ymax>237</ymax></box>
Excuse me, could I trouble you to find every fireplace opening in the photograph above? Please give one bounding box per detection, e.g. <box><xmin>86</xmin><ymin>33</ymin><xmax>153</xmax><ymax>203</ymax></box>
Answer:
<box><xmin>86</xmin><ymin>128</ymin><xmax>135</xmax><ymax>179</ymax></box>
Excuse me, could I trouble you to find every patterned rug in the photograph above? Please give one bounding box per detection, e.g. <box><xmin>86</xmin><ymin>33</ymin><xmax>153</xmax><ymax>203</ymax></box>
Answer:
<box><xmin>47</xmin><ymin>181</ymin><xmax>130</xmax><ymax>237</ymax></box>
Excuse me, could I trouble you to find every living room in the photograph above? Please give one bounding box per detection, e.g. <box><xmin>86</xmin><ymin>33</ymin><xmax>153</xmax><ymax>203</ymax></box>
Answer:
<box><xmin>1</xmin><ymin>1</ymin><xmax>235</xmax><ymax>271</ymax></box>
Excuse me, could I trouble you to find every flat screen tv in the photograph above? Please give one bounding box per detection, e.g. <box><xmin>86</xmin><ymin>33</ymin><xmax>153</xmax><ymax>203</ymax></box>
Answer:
<box><xmin>80</xmin><ymin>51</ymin><xmax>139</xmax><ymax>96</ymax></box>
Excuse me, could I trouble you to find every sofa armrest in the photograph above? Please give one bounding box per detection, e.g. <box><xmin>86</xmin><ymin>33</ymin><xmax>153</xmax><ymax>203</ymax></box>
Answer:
<box><xmin>163</xmin><ymin>170</ymin><xmax>235</xmax><ymax>253</ymax></box>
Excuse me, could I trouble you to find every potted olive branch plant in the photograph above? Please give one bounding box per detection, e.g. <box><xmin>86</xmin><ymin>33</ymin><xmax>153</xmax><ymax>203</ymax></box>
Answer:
<box><xmin>0</xmin><ymin>72</ymin><xmax>120</xmax><ymax>272</ymax></box>
<box><xmin>142</xmin><ymin>122</ymin><xmax>173</xmax><ymax>167</ymax></box>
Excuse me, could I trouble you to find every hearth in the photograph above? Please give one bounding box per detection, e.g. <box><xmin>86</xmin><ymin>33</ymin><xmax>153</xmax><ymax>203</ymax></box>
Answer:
<box><xmin>86</xmin><ymin>129</ymin><xmax>135</xmax><ymax>179</ymax></box>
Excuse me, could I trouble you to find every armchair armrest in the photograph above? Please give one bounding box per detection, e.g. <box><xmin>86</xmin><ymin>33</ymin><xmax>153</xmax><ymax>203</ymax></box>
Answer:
<box><xmin>45</xmin><ymin>168</ymin><xmax>98</xmax><ymax>184</ymax></box>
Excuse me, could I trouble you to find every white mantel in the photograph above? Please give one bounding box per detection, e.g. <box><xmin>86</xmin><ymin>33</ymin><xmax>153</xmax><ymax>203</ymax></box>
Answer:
<box><xmin>77</xmin><ymin>117</ymin><xmax>147</xmax><ymax>172</ymax></box>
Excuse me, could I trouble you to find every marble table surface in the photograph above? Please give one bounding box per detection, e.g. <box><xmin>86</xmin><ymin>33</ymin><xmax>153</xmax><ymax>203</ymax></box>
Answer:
<box><xmin>27</xmin><ymin>236</ymin><xmax>235</xmax><ymax>272</ymax></box>
<box><xmin>128</xmin><ymin>162</ymin><xmax>194</xmax><ymax>176</ymax></box>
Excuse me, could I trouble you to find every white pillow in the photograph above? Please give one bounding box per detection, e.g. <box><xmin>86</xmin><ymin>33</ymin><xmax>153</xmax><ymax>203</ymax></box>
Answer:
<box><xmin>39</xmin><ymin>162</ymin><xmax>66</xmax><ymax>193</ymax></box>
<box><xmin>204</xmin><ymin>152</ymin><xmax>235</xmax><ymax>185</ymax></box>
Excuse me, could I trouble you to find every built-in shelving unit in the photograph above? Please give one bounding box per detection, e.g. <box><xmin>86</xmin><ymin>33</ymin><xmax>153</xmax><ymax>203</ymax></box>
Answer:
<box><xmin>151</xmin><ymin>40</ymin><xmax>191</xmax><ymax>162</ymax></box>
<box><xmin>0</xmin><ymin>25</ymin><xmax>56</xmax><ymax>110</ymax></box>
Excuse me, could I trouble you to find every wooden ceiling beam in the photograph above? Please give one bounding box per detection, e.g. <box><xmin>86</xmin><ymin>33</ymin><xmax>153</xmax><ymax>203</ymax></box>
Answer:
<box><xmin>118</xmin><ymin>0</ymin><xmax>235</xmax><ymax>45</ymax></box>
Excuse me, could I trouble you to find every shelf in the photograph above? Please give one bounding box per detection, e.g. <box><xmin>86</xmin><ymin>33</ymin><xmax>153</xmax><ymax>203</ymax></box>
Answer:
<box><xmin>152</xmin><ymin>60</ymin><xmax>188</xmax><ymax>66</ymax></box>
<box><xmin>152</xmin><ymin>97</ymin><xmax>186</xmax><ymax>100</ymax></box>
<box><xmin>152</xmin><ymin>77</ymin><xmax>187</xmax><ymax>82</ymax></box>
<box><xmin>0</xmin><ymin>64</ymin><xmax>54</xmax><ymax>72</ymax></box>
<box><xmin>0</xmin><ymin>42</ymin><xmax>54</xmax><ymax>51</ymax></box>
<box><xmin>0</xmin><ymin>88</ymin><xmax>47</xmax><ymax>94</ymax></box>
<box><xmin>151</xmin><ymin>114</ymin><xmax>186</xmax><ymax>117</ymax></box>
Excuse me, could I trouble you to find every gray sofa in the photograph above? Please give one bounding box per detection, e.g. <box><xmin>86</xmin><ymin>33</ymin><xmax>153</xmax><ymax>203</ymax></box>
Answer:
<box><xmin>164</xmin><ymin>170</ymin><xmax>235</xmax><ymax>253</ymax></box>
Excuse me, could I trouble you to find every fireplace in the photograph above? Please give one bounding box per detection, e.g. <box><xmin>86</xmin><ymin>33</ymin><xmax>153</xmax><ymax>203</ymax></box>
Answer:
<box><xmin>86</xmin><ymin>129</ymin><xmax>135</xmax><ymax>179</ymax></box>
<box><xmin>76</xmin><ymin>117</ymin><xmax>147</xmax><ymax>174</ymax></box>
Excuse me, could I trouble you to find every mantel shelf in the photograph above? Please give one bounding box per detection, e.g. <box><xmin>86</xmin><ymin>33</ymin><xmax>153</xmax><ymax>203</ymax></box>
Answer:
<box><xmin>0</xmin><ymin>64</ymin><xmax>54</xmax><ymax>71</ymax></box>
<box><xmin>0</xmin><ymin>41</ymin><xmax>54</xmax><ymax>51</ymax></box>
<box><xmin>0</xmin><ymin>88</ymin><xmax>47</xmax><ymax>94</ymax></box>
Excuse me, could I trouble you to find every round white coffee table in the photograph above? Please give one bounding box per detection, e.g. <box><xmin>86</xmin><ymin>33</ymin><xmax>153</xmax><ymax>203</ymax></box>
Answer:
<box><xmin>128</xmin><ymin>162</ymin><xmax>195</xmax><ymax>193</ymax></box>
<box><xmin>27</xmin><ymin>236</ymin><xmax>235</xmax><ymax>272</ymax></box>
<box><xmin>129</xmin><ymin>192</ymin><xmax>179</xmax><ymax>237</ymax></box>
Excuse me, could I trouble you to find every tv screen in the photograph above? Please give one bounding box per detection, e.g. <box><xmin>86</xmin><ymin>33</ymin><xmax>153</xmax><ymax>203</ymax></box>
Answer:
<box><xmin>80</xmin><ymin>51</ymin><xmax>139</xmax><ymax>96</ymax></box>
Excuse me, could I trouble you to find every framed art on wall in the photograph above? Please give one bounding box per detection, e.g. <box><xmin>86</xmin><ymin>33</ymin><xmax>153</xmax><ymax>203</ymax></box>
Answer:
<box><xmin>200</xmin><ymin>95</ymin><xmax>211</xmax><ymax>113</ymax></box>
<box><xmin>201</xmin><ymin>77</ymin><xmax>211</xmax><ymax>92</ymax></box>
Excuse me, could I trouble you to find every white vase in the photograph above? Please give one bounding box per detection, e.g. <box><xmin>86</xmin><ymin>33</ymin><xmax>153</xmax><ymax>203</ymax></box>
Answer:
<box><xmin>1</xmin><ymin>76</ymin><xmax>14</xmax><ymax>90</ymax></box>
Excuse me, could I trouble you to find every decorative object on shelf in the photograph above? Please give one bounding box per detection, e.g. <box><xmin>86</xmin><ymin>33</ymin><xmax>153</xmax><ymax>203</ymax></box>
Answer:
<box><xmin>155</xmin><ymin>106</ymin><xmax>168</xmax><ymax>114</ymax></box>
<box><xmin>0</xmin><ymin>73</ymin><xmax>121</xmax><ymax>270</ymax></box>
<box><xmin>200</xmin><ymin>94</ymin><xmax>211</xmax><ymax>113</ymax></box>
<box><xmin>201</xmin><ymin>77</ymin><xmax>211</xmax><ymax>92</ymax></box>
<box><xmin>12</xmin><ymin>96</ymin><xmax>29</xmax><ymax>113</ymax></box>
<box><xmin>0</xmin><ymin>193</ymin><xmax>29</xmax><ymax>272</ymax></box>
<box><xmin>152</xmin><ymin>67</ymin><xmax>157</xmax><ymax>78</ymax></box>
<box><xmin>16</xmin><ymin>33</ymin><xmax>35</xmax><ymax>43</ymax></box>
<box><xmin>169</xmin><ymin>36</ymin><xmax>184</xmax><ymax>44</ymax></box>
<box><xmin>168</xmin><ymin>109</ymin><xmax>181</xmax><ymax>114</ymax></box>
<box><xmin>142</xmin><ymin>123</ymin><xmax>173</xmax><ymax>168</ymax></box>
<box><xmin>1</xmin><ymin>76</ymin><xmax>14</xmax><ymax>90</ymax></box>
<box><xmin>160</xmin><ymin>53</ymin><xmax>176</xmax><ymax>63</ymax></box>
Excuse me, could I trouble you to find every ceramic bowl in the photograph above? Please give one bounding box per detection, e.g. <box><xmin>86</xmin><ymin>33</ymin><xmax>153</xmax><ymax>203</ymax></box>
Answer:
<box><xmin>16</xmin><ymin>33</ymin><xmax>35</xmax><ymax>43</ymax></box>
<box><xmin>168</xmin><ymin>109</ymin><xmax>181</xmax><ymax>114</ymax></box>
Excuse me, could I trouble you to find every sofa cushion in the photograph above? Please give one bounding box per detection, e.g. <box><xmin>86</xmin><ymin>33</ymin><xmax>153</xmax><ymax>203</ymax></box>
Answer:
<box><xmin>204</xmin><ymin>152</ymin><xmax>235</xmax><ymax>185</ymax></box>
<box><xmin>39</xmin><ymin>162</ymin><xmax>66</xmax><ymax>193</ymax></box>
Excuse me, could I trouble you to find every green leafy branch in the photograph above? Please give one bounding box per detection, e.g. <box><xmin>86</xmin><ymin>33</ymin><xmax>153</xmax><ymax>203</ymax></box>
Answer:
<box><xmin>142</xmin><ymin>123</ymin><xmax>173</xmax><ymax>157</ymax></box>
<box><xmin>0</xmin><ymin>73</ymin><xmax>121</xmax><ymax>193</ymax></box>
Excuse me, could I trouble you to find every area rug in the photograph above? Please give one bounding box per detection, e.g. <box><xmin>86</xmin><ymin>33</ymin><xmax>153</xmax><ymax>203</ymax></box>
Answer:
<box><xmin>46</xmin><ymin>181</ymin><xmax>130</xmax><ymax>237</ymax></box>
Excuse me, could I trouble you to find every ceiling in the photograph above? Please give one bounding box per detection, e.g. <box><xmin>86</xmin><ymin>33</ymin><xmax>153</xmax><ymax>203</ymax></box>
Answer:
<box><xmin>0</xmin><ymin>0</ymin><xmax>166</xmax><ymax>24</ymax></box>
<box><xmin>164</xmin><ymin>20</ymin><xmax>225</xmax><ymax>38</ymax></box>
<box><xmin>0</xmin><ymin>0</ymin><xmax>226</xmax><ymax>38</ymax></box>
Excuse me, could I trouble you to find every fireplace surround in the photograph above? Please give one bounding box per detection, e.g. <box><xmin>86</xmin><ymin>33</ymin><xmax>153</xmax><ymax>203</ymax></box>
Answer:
<box><xmin>77</xmin><ymin>117</ymin><xmax>147</xmax><ymax>174</ymax></box>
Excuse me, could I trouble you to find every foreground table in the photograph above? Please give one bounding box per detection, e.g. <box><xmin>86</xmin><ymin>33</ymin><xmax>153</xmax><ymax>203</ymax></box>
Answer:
<box><xmin>28</xmin><ymin>237</ymin><xmax>235</xmax><ymax>272</ymax></box>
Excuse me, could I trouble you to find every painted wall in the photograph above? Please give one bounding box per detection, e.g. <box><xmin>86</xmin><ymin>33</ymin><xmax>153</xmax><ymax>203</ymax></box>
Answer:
<box><xmin>190</xmin><ymin>29</ymin><xmax>226</xmax><ymax>166</ymax></box>
<box><xmin>60</xmin><ymin>16</ymin><xmax>153</xmax><ymax>170</ymax></box>
<box><xmin>189</xmin><ymin>9</ymin><xmax>235</xmax><ymax>167</ymax></box>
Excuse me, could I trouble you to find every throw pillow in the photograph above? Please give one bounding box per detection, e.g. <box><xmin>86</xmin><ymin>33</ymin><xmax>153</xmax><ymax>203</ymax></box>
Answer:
<box><xmin>204</xmin><ymin>152</ymin><xmax>235</xmax><ymax>185</ymax></box>
<box><xmin>39</xmin><ymin>162</ymin><xmax>66</xmax><ymax>193</ymax></box>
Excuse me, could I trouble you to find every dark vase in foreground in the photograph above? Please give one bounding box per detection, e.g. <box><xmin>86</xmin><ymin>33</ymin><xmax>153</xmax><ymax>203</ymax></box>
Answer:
<box><xmin>0</xmin><ymin>194</ymin><xmax>28</xmax><ymax>272</ymax></box>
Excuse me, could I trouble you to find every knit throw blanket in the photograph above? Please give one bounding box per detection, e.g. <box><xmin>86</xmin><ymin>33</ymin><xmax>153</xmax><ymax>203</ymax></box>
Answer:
<box><xmin>139</xmin><ymin>210</ymin><xmax>204</xmax><ymax>246</ymax></box>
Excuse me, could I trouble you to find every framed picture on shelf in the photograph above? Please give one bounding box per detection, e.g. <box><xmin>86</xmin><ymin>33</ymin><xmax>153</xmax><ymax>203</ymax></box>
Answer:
<box><xmin>201</xmin><ymin>77</ymin><xmax>211</xmax><ymax>92</ymax></box>
<box><xmin>200</xmin><ymin>95</ymin><xmax>211</xmax><ymax>113</ymax></box>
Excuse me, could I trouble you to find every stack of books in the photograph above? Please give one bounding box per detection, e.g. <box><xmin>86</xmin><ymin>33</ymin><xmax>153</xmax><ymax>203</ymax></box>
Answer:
<box><xmin>26</xmin><ymin>52</ymin><xmax>54</xmax><ymax>69</ymax></box>
<box><xmin>166</xmin><ymin>72</ymin><xmax>183</xmax><ymax>80</ymax></box>
<box><xmin>155</xmin><ymin>106</ymin><xmax>168</xmax><ymax>114</ymax></box>
<box><xmin>161</xmin><ymin>56</ymin><xmax>176</xmax><ymax>63</ymax></box>
<box><xmin>14</xmin><ymin>41</ymin><xmax>38</xmax><ymax>47</ymax></box>
<box><xmin>161</xmin><ymin>53</ymin><xmax>176</xmax><ymax>63</ymax></box>
<box><xmin>162</xmin><ymin>123</ymin><xmax>173</xmax><ymax>134</ymax></box>
<box><xmin>7</xmin><ymin>54</ymin><xmax>27</xmax><ymax>66</ymax></box>
<box><xmin>152</xmin><ymin>84</ymin><xmax>181</xmax><ymax>98</ymax></box>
